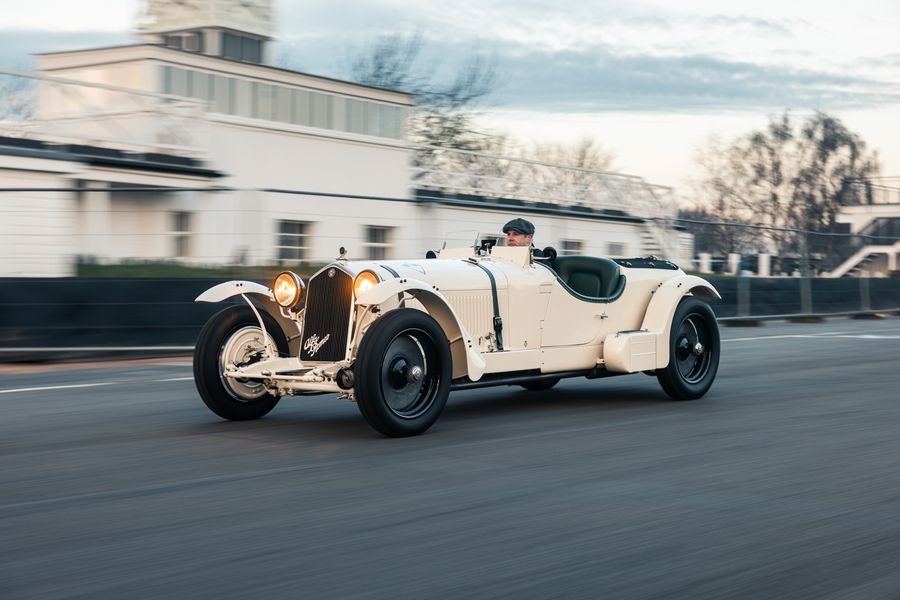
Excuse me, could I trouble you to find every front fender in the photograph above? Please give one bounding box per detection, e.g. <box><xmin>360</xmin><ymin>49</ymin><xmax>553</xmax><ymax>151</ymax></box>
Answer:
<box><xmin>195</xmin><ymin>280</ymin><xmax>301</xmax><ymax>356</ymax></box>
<box><xmin>356</xmin><ymin>277</ymin><xmax>486</xmax><ymax>381</ymax></box>
<box><xmin>195</xmin><ymin>280</ymin><xmax>273</xmax><ymax>303</ymax></box>
<box><xmin>640</xmin><ymin>275</ymin><xmax>721</xmax><ymax>369</ymax></box>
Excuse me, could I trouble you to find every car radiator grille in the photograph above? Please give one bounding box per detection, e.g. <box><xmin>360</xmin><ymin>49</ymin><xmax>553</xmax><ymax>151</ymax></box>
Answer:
<box><xmin>299</xmin><ymin>267</ymin><xmax>353</xmax><ymax>362</ymax></box>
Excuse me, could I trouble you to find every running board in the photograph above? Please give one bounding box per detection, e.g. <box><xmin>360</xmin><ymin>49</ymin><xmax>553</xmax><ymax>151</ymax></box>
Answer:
<box><xmin>451</xmin><ymin>367</ymin><xmax>624</xmax><ymax>391</ymax></box>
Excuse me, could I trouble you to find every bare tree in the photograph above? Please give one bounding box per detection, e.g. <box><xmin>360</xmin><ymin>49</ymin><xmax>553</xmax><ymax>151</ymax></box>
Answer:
<box><xmin>0</xmin><ymin>66</ymin><xmax>37</xmax><ymax>121</ymax></box>
<box><xmin>688</xmin><ymin>111</ymin><xmax>880</xmax><ymax>271</ymax></box>
<box><xmin>517</xmin><ymin>137</ymin><xmax>616</xmax><ymax>204</ymax></box>
<box><xmin>345</xmin><ymin>32</ymin><xmax>500</xmax><ymax>151</ymax></box>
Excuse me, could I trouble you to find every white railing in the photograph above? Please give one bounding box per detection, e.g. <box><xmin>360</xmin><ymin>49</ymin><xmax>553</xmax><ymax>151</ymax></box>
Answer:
<box><xmin>412</xmin><ymin>145</ymin><xmax>676</xmax><ymax>220</ymax></box>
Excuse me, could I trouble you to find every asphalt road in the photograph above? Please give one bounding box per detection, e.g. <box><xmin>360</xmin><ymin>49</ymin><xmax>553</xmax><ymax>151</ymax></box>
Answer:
<box><xmin>2</xmin><ymin>317</ymin><xmax>900</xmax><ymax>599</ymax></box>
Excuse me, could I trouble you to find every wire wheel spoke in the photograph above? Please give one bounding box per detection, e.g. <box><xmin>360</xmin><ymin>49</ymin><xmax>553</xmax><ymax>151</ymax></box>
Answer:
<box><xmin>218</xmin><ymin>326</ymin><xmax>273</xmax><ymax>401</ymax></box>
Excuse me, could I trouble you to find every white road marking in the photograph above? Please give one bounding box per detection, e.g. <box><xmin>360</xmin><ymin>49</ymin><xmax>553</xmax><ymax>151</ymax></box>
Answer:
<box><xmin>725</xmin><ymin>333</ymin><xmax>900</xmax><ymax>343</ymax></box>
<box><xmin>0</xmin><ymin>375</ymin><xmax>196</xmax><ymax>395</ymax></box>
<box><xmin>0</xmin><ymin>382</ymin><xmax>116</xmax><ymax>395</ymax></box>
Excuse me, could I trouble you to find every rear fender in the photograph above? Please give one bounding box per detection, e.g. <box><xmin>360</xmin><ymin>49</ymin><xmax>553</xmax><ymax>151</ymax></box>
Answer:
<box><xmin>195</xmin><ymin>280</ymin><xmax>302</xmax><ymax>356</ymax></box>
<box><xmin>356</xmin><ymin>278</ymin><xmax>486</xmax><ymax>381</ymax></box>
<box><xmin>639</xmin><ymin>275</ymin><xmax>720</xmax><ymax>369</ymax></box>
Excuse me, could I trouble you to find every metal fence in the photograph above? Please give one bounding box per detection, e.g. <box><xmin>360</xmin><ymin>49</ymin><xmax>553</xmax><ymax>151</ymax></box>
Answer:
<box><xmin>710</xmin><ymin>276</ymin><xmax>900</xmax><ymax>321</ymax></box>
<box><xmin>1</xmin><ymin>275</ymin><xmax>898</xmax><ymax>362</ymax></box>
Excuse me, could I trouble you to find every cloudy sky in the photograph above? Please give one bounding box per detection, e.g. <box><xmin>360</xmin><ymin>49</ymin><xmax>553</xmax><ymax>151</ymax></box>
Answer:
<box><xmin>3</xmin><ymin>0</ymin><xmax>900</xmax><ymax>188</ymax></box>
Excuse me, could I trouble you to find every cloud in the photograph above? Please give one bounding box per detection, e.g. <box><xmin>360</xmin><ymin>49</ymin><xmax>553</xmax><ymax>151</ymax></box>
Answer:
<box><xmin>4</xmin><ymin>1</ymin><xmax>899</xmax><ymax>116</ymax></box>
<box><xmin>270</xmin><ymin>33</ymin><xmax>900</xmax><ymax>114</ymax></box>
<box><xmin>488</xmin><ymin>44</ymin><xmax>900</xmax><ymax>112</ymax></box>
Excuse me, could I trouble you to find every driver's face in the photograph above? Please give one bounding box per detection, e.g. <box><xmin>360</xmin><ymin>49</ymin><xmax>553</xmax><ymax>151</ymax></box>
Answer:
<box><xmin>506</xmin><ymin>231</ymin><xmax>533</xmax><ymax>247</ymax></box>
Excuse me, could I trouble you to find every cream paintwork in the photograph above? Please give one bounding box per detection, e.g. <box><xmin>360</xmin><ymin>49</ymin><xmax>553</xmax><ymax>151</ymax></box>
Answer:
<box><xmin>195</xmin><ymin>280</ymin><xmax>273</xmax><ymax>302</ymax></box>
<box><xmin>194</xmin><ymin>279</ymin><xmax>303</xmax><ymax>355</ymax></box>
<box><xmin>603</xmin><ymin>331</ymin><xmax>658</xmax><ymax>373</ymax></box>
<box><xmin>355</xmin><ymin>276</ymin><xmax>487</xmax><ymax>381</ymax></box>
<box><xmin>195</xmin><ymin>245</ymin><xmax>719</xmax><ymax>394</ymax></box>
<box><xmin>635</xmin><ymin>275</ymin><xmax>721</xmax><ymax>370</ymax></box>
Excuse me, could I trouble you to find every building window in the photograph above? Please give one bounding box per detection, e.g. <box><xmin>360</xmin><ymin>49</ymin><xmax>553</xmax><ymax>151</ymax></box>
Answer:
<box><xmin>164</xmin><ymin>35</ymin><xmax>182</xmax><ymax>50</ymax></box>
<box><xmin>607</xmin><ymin>242</ymin><xmax>626</xmax><ymax>257</ymax></box>
<box><xmin>157</xmin><ymin>68</ymin><xmax>405</xmax><ymax>140</ymax></box>
<box><xmin>185</xmin><ymin>32</ymin><xmax>203</xmax><ymax>52</ymax></box>
<box><xmin>275</xmin><ymin>86</ymin><xmax>291</xmax><ymax>122</ymax></box>
<box><xmin>291</xmin><ymin>89</ymin><xmax>309</xmax><ymax>125</ymax></box>
<box><xmin>364</xmin><ymin>226</ymin><xmax>392</xmax><ymax>260</ymax></box>
<box><xmin>221</xmin><ymin>32</ymin><xmax>262</xmax><ymax>63</ymax></box>
<box><xmin>347</xmin><ymin>99</ymin><xmax>366</xmax><ymax>134</ymax></box>
<box><xmin>276</xmin><ymin>220</ymin><xmax>310</xmax><ymax>263</ymax></box>
<box><xmin>170</xmin><ymin>211</ymin><xmax>192</xmax><ymax>258</ymax></box>
<box><xmin>165</xmin><ymin>32</ymin><xmax>203</xmax><ymax>52</ymax></box>
<box><xmin>309</xmin><ymin>92</ymin><xmax>333</xmax><ymax>129</ymax></box>
<box><xmin>252</xmin><ymin>82</ymin><xmax>276</xmax><ymax>120</ymax></box>
<box><xmin>560</xmin><ymin>239</ymin><xmax>583</xmax><ymax>255</ymax></box>
<box><xmin>222</xmin><ymin>33</ymin><xmax>241</xmax><ymax>60</ymax></box>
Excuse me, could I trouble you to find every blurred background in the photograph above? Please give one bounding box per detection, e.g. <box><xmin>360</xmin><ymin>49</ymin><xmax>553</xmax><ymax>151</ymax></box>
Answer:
<box><xmin>1</xmin><ymin>0</ymin><xmax>899</xmax><ymax>358</ymax></box>
<box><xmin>4</xmin><ymin>5</ymin><xmax>900</xmax><ymax>599</ymax></box>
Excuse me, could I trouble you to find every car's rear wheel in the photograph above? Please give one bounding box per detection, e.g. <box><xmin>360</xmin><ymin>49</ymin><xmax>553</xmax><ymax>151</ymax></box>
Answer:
<box><xmin>354</xmin><ymin>309</ymin><xmax>451</xmax><ymax>437</ymax></box>
<box><xmin>656</xmin><ymin>297</ymin><xmax>720</xmax><ymax>400</ymax></box>
<box><xmin>520</xmin><ymin>378</ymin><xmax>560</xmax><ymax>391</ymax></box>
<box><xmin>194</xmin><ymin>305</ymin><xmax>288</xmax><ymax>420</ymax></box>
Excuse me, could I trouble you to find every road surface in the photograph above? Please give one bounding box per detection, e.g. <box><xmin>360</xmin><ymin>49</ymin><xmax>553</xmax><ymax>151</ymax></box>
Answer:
<box><xmin>2</xmin><ymin>317</ymin><xmax>900</xmax><ymax>599</ymax></box>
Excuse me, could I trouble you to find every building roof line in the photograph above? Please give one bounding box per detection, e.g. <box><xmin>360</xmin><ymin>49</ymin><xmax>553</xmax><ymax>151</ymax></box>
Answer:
<box><xmin>36</xmin><ymin>43</ymin><xmax>414</xmax><ymax>99</ymax></box>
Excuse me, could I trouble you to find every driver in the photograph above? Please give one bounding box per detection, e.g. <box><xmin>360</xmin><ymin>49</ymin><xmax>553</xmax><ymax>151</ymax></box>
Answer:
<box><xmin>502</xmin><ymin>218</ymin><xmax>535</xmax><ymax>247</ymax></box>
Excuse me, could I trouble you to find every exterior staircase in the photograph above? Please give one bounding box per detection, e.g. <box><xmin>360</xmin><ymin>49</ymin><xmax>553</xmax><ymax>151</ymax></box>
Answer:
<box><xmin>828</xmin><ymin>241</ymin><xmax>900</xmax><ymax>277</ymax></box>
<box><xmin>823</xmin><ymin>216</ymin><xmax>900</xmax><ymax>277</ymax></box>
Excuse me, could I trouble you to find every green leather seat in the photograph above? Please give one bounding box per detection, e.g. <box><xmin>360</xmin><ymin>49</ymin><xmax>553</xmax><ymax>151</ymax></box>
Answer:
<box><xmin>550</xmin><ymin>256</ymin><xmax>625</xmax><ymax>299</ymax></box>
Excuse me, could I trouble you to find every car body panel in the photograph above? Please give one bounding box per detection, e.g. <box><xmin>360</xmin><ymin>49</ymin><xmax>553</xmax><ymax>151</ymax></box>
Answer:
<box><xmin>195</xmin><ymin>243</ymin><xmax>719</xmax><ymax>395</ymax></box>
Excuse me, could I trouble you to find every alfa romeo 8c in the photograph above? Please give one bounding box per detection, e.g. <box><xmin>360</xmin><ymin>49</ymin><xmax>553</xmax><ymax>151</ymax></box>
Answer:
<box><xmin>193</xmin><ymin>235</ymin><xmax>721</xmax><ymax>436</ymax></box>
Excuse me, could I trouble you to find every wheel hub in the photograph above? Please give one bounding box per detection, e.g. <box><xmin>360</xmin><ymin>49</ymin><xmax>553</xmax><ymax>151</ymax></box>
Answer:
<box><xmin>379</xmin><ymin>332</ymin><xmax>434</xmax><ymax>419</ymax></box>
<box><xmin>674</xmin><ymin>314</ymin><xmax>712</xmax><ymax>385</ymax></box>
<box><xmin>389</xmin><ymin>358</ymin><xmax>412</xmax><ymax>389</ymax></box>
<box><xmin>219</xmin><ymin>326</ymin><xmax>276</xmax><ymax>401</ymax></box>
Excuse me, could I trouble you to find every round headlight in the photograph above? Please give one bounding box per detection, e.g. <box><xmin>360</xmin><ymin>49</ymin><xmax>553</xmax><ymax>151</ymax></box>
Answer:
<box><xmin>353</xmin><ymin>270</ymin><xmax>380</xmax><ymax>298</ymax></box>
<box><xmin>273</xmin><ymin>271</ymin><xmax>304</xmax><ymax>308</ymax></box>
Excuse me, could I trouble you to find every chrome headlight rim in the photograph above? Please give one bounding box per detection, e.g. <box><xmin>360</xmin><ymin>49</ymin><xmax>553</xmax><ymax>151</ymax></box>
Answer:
<box><xmin>353</xmin><ymin>270</ymin><xmax>381</xmax><ymax>299</ymax></box>
<box><xmin>272</xmin><ymin>271</ymin><xmax>305</xmax><ymax>309</ymax></box>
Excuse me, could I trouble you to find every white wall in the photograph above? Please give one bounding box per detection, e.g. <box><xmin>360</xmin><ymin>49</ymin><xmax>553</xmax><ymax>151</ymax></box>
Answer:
<box><xmin>837</xmin><ymin>204</ymin><xmax>900</xmax><ymax>233</ymax></box>
<box><xmin>0</xmin><ymin>167</ymin><xmax>77</xmax><ymax>277</ymax></box>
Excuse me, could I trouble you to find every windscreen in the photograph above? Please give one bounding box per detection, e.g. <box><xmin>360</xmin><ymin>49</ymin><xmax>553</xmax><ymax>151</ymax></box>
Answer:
<box><xmin>441</xmin><ymin>230</ymin><xmax>508</xmax><ymax>250</ymax></box>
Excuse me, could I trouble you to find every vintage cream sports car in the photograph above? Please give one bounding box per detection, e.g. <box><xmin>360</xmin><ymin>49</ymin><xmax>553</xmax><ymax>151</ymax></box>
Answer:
<box><xmin>193</xmin><ymin>235</ymin><xmax>721</xmax><ymax>436</ymax></box>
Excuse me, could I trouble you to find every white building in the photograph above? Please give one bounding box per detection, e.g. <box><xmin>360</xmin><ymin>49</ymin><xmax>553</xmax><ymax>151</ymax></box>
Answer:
<box><xmin>830</xmin><ymin>180</ymin><xmax>900</xmax><ymax>277</ymax></box>
<box><xmin>0</xmin><ymin>0</ymin><xmax>692</xmax><ymax>277</ymax></box>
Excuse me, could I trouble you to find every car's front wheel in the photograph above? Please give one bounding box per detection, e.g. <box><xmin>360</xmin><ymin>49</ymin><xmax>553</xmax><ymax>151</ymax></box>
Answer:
<box><xmin>354</xmin><ymin>309</ymin><xmax>451</xmax><ymax>437</ymax></box>
<box><xmin>656</xmin><ymin>297</ymin><xmax>720</xmax><ymax>400</ymax></box>
<box><xmin>194</xmin><ymin>305</ymin><xmax>288</xmax><ymax>420</ymax></box>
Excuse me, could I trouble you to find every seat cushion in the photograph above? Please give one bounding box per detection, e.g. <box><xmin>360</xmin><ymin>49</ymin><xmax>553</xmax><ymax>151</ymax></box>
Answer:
<box><xmin>567</xmin><ymin>272</ymin><xmax>602</xmax><ymax>297</ymax></box>
<box><xmin>551</xmin><ymin>256</ymin><xmax>623</xmax><ymax>299</ymax></box>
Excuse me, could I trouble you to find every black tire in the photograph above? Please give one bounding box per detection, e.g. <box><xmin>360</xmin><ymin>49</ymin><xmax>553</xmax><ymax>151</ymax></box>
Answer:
<box><xmin>520</xmin><ymin>378</ymin><xmax>560</xmax><ymax>391</ymax></box>
<box><xmin>193</xmin><ymin>305</ymin><xmax>288</xmax><ymax>421</ymax></box>
<box><xmin>354</xmin><ymin>309</ymin><xmax>452</xmax><ymax>437</ymax></box>
<box><xmin>656</xmin><ymin>297</ymin><xmax>720</xmax><ymax>400</ymax></box>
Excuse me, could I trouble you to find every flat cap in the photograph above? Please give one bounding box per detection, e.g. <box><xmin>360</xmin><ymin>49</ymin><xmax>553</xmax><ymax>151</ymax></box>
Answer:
<box><xmin>502</xmin><ymin>218</ymin><xmax>535</xmax><ymax>235</ymax></box>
